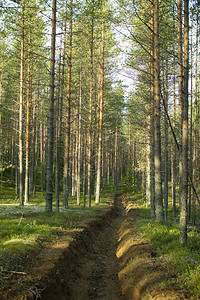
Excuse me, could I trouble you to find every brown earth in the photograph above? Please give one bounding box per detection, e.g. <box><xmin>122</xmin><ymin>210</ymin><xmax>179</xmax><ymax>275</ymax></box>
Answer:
<box><xmin>1</xmin><ymin>195</ymin><xmax>189</xmax><ymax>300</ymax></box>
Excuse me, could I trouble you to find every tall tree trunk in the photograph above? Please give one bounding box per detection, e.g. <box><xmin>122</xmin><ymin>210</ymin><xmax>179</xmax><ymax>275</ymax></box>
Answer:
<box><xmin>19</xmin><ymin>0</ymin><xmax>25</xmax><ymax>206</ymax></box>
<box><xmin>40</xmin><ymin>119</ymin><xmax>44</xmax><ymax>191</ymax></box>
<box><xmin>55</xmin><ymin>20</ymin><xmax>66</xmax><ymax>211</ymax></box>
<box><xmin>132</xmin><ymin>139</ymin><xmax>136</xmax><ymax>186</ymax></box>
<box><xmin>164</xmin><ymin>57</ymin><xmax>169</xmax><ymax>220</ymax></box>
<box><xmin>172</xmin><ymin>7</ymin><xmax>176</xmax><ymax>217</ymax></box>
<box><xmin>128</xmin><ymin>117</ymin><xmax>131</xmax><ymax>172</ymax></box>
<box><xmin>95</xmin><ymin>12</ymin><xmax>104</xmax><ymax>204</ymax></box>
<box><xmin>0</xmin><ymin>62</ymin><xmax>3</xmax><ymax>188</ymax></box>
<box><xmin>46</xmin><ymin>0</ymin><xmax>56</xmax><ymax>212</ymax></box>
<box><xmin>25</xmin><ymin>27</ymin><xmax>32</xmax><ymax>204</ymax></box>
<box><xmin>180</xmin><ymin>0</ymin><xmax>189</xmax><ymax>245</ymax></box>
<box><xmin>30</xmin><ymin>92</ymin><xmax>36</xmax><ymax>194</ymax></box>
<box><xmin>114</xmin><ymin>121</ymin><xmax>118</xmax><ymax>192</ymax></box>
<box><xmin>178</xmin><ymin>0</ymin><xmax>183</xmax><ymax>207</ymax></box>
<box><xmin>33</xmin><ymin>120</ymin><xmax>38</xmax><ymax>197</ymax></box>
<box><xmin>192</xmin><ymin>3</ymin><xmax>199</xmax><ymax>225</ymax></box>
<box><xmin>87</xmin><ymin>14</ymin><xmax>94</xmax><ymax>207</ymax></box>
<box><xmin>146</xmin><ymin>113</ymin><xmax>151</xmax><ymax>208</ymax></box>
<box><xmin>55</xmin><ymin>26</ymin><xmax>63</xmax><ymax>211</ymax></box>
<box><xmin>154</xmin><ymin>0</ymin><xmax>163</xmax><ymax>222</ymax></box>
<box><xmin>188</xmin><ymin>33</ymin><xmax>193</xmax><ymax>222</ymax></box>
<box><xmin>83</xmin><ymin>132</ymin><xmax>87</xmax><ymax>208</ymax></box>
<box><xmin>63</xmin><ymin>0</ymin><xmax>73</xmax><ymax>208</ymax></box>
<box><xmin>77</xmin><ymin>67</ymin><xmax>82</xmax><ymax>205</ymax></box>
<box><xmin>150</xmin><ymin>5</ymin><xmax>155</xmax><ymax>217</ymax></box>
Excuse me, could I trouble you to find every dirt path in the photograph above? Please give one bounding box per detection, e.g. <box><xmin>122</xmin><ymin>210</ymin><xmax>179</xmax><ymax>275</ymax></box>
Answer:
<box><xmin>62</xmin><ymin>197</ymin><xmax>126</xmax><ymax>300</ymax></box>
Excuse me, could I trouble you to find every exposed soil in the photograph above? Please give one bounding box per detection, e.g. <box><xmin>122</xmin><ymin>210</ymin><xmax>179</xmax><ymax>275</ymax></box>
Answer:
<box><xmin>1</xmin><ymin>195</ymin><xmax>188</xmax><ymax>300</ymax></box>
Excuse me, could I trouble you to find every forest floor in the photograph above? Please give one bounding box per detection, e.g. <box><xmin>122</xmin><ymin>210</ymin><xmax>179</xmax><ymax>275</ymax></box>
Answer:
<box><xmin>1</xmin><ymin>194</ymin><xmax>189</xmax><ymax>300</ymax></box>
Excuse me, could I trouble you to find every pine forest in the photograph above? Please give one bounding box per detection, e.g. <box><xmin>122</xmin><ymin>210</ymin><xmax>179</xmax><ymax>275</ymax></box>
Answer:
<box><xmin>0</xmin><ymin>0</ymin><xmax>200</xmax><ymax>299</ymax></box>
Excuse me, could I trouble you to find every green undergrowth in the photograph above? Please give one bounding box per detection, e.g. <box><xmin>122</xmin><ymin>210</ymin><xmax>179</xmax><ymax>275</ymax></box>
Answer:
<box><xmin>0</xmin><ymin>182</ymin><xmax>114</xmax><ymax>286</ymax></box>
<box><xmin>129</xmin><ymin>192</ymin><xmax>200</xmax><ymax>299</ymax></box>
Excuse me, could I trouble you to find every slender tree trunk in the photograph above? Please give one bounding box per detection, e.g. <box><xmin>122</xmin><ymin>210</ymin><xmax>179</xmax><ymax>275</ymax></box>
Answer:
<box><xmin>132</xmin><ymin>139</ymin><xmax>136</xmax><ymax>186</ymax></box>
<box><xmin>30</xmin><ymin>92</ymin><xmax>36</xmax><ymax>194</ymax></box>
<box><xmin>33</xmin><ymin>123</ymin><xmax>38</xmax><ymax>197</ymax></box>
<box><xmin>11</xmin><ymin>134</ymin><xmax>14</xmax><ymax>185</ymax></box>
<box><xmin>55</xmin><ymin>21</ymin><xmax>66</xmax><ymax>211</ymax></box>
<box><xmin>77</xmin><ymin>67</ymin><xmax>82</xmax><ymax>205</ymax></box>
<box><xmin>146</xmin><ymin>110</ymin><xmax>151</xmax><ymax>208</ymax></box>
<box><xmin>192</xmin><ymin>3</ymin><xmax>199</xmax><ymax>225</ymax></box>
<box><xmin>164</xmin><ymin>57</ymin><xmax>169</xmax><ymax>220</ymax></box>
<box><xmin>180</xmin><ymin>0</ymin><xmax>189</xmax><ymax>245</ymax></box>
<box><xmin>150</xmin><ymin>5</ymin><xmax>155</xmax><ymax>217</ymax></box>
<box><xmin>154</xmin><ymin>0</ymin><xmax>163</xmax><ymax>222</ymax></box>
<box><xmin>114</xmin><ymin>121</ymin><xmax>118</xmax><ymax>192</ymax></box>
<box><xmin>0</xmin><ymin>63</ymin><xmax>3</xmax><ymax>188</ymax></box>
<box><xmin>46</xmin><ymin>0</ymin><xmax>56</xmax><ymax>212</ymax></box>
<box><xmin>128</xmin><ymin>117</ymin><xmax>131</xmax><ymax>172</ymax></box>
<box><xmin>95</xmin><ymin>12</ymin><xmax>104</xmax><ymax>204</ymax></box>
<box><xmin>19</xmin><ymin>0</ymin><xmax>25</xmax><ymax>206</ymax></box>
<box><xmin>63</xmin><ymin>0</ymin><xmax>73</xmax><ymax>208</ymax></box>
<box><xmin>25</xmin><ymin>27</ymin><xmax>32</xmax><ymax>204</ymax></box>
<box><xmin>83</xmin><ymin>132</ymin><xmax>87</xmax><ymax>208</ymax></box>
<box><xmin>178</xmin><ymin>0</ymin><xmax>183</xmax><ymax>207</ymax></box>
<box><xmin>87</xmin><ymin>15</ymin><xmax>94</xmax><ymax>207</ymax></box>
<box><xmin>188</xmin><ymin>33</ymin><xmax>193</xmax><ymax>222</ymax></box>
<box><xmin>40</xmin><ymin>120</ymin><xmax>44</xmax><ymax>191</ymax></box>
<box><xmin>172</xmin><ymin>11</ymin><xmax>176</xmax><ymax>217</ymax></box>
<box><xmin>55</xmin><ymin>26</ymin><xmax>63</xmax><ymax>211</ymax></box>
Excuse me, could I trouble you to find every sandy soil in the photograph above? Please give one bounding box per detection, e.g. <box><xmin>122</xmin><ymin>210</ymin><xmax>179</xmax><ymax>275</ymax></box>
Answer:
<box><xmin>1</xmin><ymin>195</ymin><xmax>189</xmax><ymax>300</ymax></box>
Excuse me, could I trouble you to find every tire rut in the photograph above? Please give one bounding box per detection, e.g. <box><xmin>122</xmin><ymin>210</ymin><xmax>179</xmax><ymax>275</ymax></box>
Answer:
<box><xmin>68</xmin><ymin>197</ymin><xmax>126</xmax><ymax>300</ymax></box>
<box><xmin>87</xmin><ymin>214</ymin><xmax>124</xmax><ymax>300</ymax></box>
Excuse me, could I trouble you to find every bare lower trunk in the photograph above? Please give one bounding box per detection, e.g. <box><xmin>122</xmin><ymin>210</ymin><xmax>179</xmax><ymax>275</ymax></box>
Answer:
<box><xmin>77</xmin><ymin>68</ymin><xmax>82</xmax><ymax>205</ymax></box>
<box><xmin>63</xmin><ymin>0</ymin><xmax>72</xmax><ymax>208</ymax></box>
<box><xmin>150</xmin><ymin>4</ymin><xmax>155</xmax><ymax>217</ymax></box>
<box><xmin>180</xmin><ymin>0</ymin><xmax>189</xmax><ymax>245</ymax></box>
<box><xmin>25</xmin><ymin>28</ymin><xmax>32</xmax><ymax>204</ymax></box>
<box><xmin>192</xmin><ymin>4</ymin><xmax>198</xmax><ymax>225</ymax></box>
<box><xmin>154</xmin><ymin>0</ymin><xmax>163</xmax><ymax>222</ymax></box>
<box><xmin>19</xmin><ymin>0</ymin><xmax>25</xmax><ymax>206</ymax></box>
<box><xmin>46</xmin><ymin>0</ymin><xmax>56</xmax><ymax>212</ymax></box>
<box><xmin>95</xmin><ymin>13</ymin><xmax>104</xmax><ymax>204</ymax></box>
<box><xmin>178</xmin><ymin>0</ymin><xmax>183</xmax><ymax>207</ymax></box>
<box><xmin>164</xmin><ymin>58</ymin><xmax>168</xmax><ymax>220</ymax></box>
<box><xmin>172</xmin><ymin>15</ymin><xmax>176</xmax><ymax>217</ymax></box>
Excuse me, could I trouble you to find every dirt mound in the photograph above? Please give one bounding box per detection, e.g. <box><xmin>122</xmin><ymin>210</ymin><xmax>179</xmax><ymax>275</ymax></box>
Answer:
<box><xmin>118</xmin><ymin>196</ymin><xmax>188</xmax><ymax>300</ymax></box>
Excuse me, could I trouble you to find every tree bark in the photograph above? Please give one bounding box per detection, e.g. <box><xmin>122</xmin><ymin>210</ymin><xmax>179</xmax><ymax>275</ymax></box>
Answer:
<box><xmin>63</xmin><ymin>0</ymin><xmax>73</xmax><ymax>208</ymax></box>
<box><xmin>172</xmin><ymin>7</ymin><xmax>176</xmax><ymax>218</ymax></box>
<box><xmin>180</xmin><ymin>0</ymin><xmax>189</xmax><ymax>245</ymax></box>
<box><xmin>164</xmin><ymin>57</ymin><xmax>169</xmax><ymax>221</ymax></box>
<box><xmin>192</xmin><ymin>3</ymin><xmax>199</xmax><ymax>225</ymax></box>
<box><xmin>95</xmin><ymin>11</ymin><xmax>104</xmax><ymax>204</ymax></box>
<box><xmin>55</xmin><ymin>17</ymin><xmax>67</xmax><ymax>211</ymax></box>
<box><xmin>77</xmin><ymin>66</ymin><xmax>82</xmax><ymax>205</ymax></box>
<box><xmin>154</xmin><ymin>0</ymin><xmax>163</xmax><ymax>222</ymax></box>
<box><xmin>87</xmin><ymin>13</ymin><xmax>94</xmax><ymax>207</ymax></box>
<box><xmin>24</xmin><ymin>26</ymin><xmax>32</xmax><ymax>204</ymax></box>
<box><xmin>46</xmin><ymin>0</ymin><xmax>56</xmax><ymax>212</ymax></box>
<box><xmin>178</xmin><ymin>0</ymin><xmax>183</xmax><ymax>207</ymax></box>
<box><xmin>150</xmin><ymin>4</ymin><xmax>155</xmax><ymax>218</ymax></box>
<box><xmin>19</xmin><ymin>0</ymin><xmax>25</xmax><ymax>206</ymax></box>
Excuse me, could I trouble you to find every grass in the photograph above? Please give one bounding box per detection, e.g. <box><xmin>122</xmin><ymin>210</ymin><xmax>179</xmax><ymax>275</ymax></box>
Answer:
<box><xmin>127</xmin><ymin>191</ymin><xmax>200</xmax><ymax>299</ymax></box>
<box><xmin>0</xmin><ymin>178</ymin><xmax>114</xmax><ymax>286</ymax></box>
